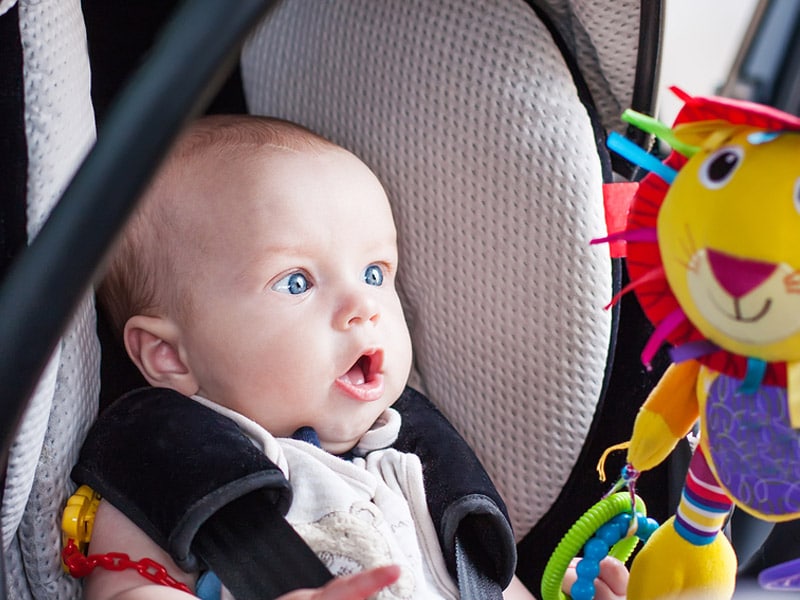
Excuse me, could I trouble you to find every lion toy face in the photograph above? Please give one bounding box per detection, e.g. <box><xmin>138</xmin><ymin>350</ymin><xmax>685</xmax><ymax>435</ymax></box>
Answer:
<box><xmin>659</xmin><ymin>126</ymin><xmax>800</xmax><ymax>363</ymax></box>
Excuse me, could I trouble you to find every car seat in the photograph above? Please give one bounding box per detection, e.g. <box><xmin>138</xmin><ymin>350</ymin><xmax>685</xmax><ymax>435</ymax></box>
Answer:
<box><xmin>0</xmin><ymin>0</ymin><xmax>667</xmax><ymax>598</ymax></box>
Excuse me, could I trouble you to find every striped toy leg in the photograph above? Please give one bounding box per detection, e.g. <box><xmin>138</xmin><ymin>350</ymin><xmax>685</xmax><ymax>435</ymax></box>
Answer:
<box><xmin>628</xmin><ymin>444</ymin><xmax>738</xmax><ymax>599</ymax></box>
<box><xmin>674</xmin><ymin>444</ymin><xmax>734</xmax><ymax>545</ymax></box>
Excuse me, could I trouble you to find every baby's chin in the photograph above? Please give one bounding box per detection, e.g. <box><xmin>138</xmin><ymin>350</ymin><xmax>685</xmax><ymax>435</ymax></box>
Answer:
<box><xmin>316</xmin><ymin>379</ymin><xmax>406</xmax><ymax>453</ymax></box>
<box><xmin>316</xmin><ymin>421</ymin><xmax>374</xmax><ymax>454</ymax></box>
<box><xmin>319</xmin><ymin>437</ymin><xmax>360</xmax><ymax>455</ymax></box>
<box><xmin>319</xmin><ymin>407</ymin><xmax>394</xmax><ymax>454</ymax></box>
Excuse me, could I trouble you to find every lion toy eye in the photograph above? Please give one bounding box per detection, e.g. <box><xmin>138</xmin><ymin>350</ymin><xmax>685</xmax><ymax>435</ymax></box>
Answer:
<box><xmin>698</xmin><ymin>146</ymin><xmax>744</xmax><ymax>189</ymax></box>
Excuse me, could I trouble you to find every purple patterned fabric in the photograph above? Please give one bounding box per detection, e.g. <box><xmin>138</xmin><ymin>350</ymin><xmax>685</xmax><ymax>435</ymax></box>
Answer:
<box><xmin>705</xmin><ymin>374</ymin><xmax>800</xmax><ymax>517</ymax></box>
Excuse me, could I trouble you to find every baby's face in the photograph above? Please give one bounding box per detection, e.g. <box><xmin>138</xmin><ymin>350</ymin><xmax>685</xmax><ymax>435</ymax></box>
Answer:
<box><xmin>176</xmin><ymin>146</ymin><xmax>412</xmax><ymax>453</ymax></box>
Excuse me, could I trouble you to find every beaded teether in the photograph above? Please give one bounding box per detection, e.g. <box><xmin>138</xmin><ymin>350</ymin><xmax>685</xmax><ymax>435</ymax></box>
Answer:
<box><xmin>540</xmin><ymin>492</ymin><xmax>658</xmax><ymax>600</ymax></box>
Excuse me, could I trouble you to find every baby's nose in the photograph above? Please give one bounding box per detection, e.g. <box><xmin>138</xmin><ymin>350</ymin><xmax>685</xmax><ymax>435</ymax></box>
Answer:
<box><xmin>336</xmin><ymin>291</ymin><xmax>380</xmax><ymax>329</ymax></box>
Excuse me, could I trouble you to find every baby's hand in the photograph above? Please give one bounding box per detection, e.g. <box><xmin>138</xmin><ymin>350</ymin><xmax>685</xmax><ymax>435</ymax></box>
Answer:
<box><xmin>277</xmin><ymin>565</ymin><xmax>401</xmax><ymax>600</ymax></box>
<box><xmin>562</xmin><ymin>556</ymin><xmax>628</xmax><ymax>600</ymax></box>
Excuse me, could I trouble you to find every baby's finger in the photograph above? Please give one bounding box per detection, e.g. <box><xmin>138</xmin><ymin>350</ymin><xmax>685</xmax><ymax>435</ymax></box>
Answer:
<box><xmin>560</xmin><ymin>557</ymin><xmax>580</xmax><ymax>592</ymax></box>
<box><xmin>591</xmin><ymin>578</ymin><xmax>625</xmax><ymax>600</ymax></box>
<box><xmin>597</xmin><ymin>556</ymin><xmax>627</xmax><ymax>597</ymax></box>
<box><xmin>561</xmin><ymin>556</ymin><xmax>628</xmax><ymax>600</ymax></box>
<box><xmin>312</xmin><ymin>565</ymin><xmax>401</xmax><ymax>600</ymax></box>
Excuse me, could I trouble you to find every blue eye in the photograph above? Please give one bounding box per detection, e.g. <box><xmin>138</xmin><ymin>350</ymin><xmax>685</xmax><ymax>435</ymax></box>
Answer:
<box><xmin>362</xmin><ymin>264</ymin><xmax>384</xmax><ymax>287</ymax></box>
<box><xmin>273</xmin><ymin>272</ymin><xmax>311</xmax><ymax>295</ymax></box>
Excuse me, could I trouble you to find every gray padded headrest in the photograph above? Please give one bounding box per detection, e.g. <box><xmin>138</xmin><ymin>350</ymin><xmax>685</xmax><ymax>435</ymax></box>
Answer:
<box><xmin>242</xmin><ymin>0</ymin><xmax>614</xmax><ymax>540</ymax></box>
<box><xmin>534</xmin><ymin>0</ymin><xmax>646</xmax><ymax>134</ymax></box>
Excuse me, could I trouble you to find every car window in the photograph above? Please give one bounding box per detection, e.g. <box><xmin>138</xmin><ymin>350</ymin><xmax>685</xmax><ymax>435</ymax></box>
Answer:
<box><xmin>658</xmin><ymin>0</ymin><xmax>761</xmax><ymax>124</ymax></box>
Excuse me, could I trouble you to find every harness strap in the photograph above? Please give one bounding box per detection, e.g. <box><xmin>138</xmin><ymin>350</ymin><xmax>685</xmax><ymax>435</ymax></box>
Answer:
<box><xmin>455</xmin><ymin>534</ymin><xmax>504</xmax><ymax>600</ymax></box>
<box><xmin>72</xmin><ymin>386</ymin><xmax>516</xmax><ymax>597</ymax></box>
<box><xmin>193</xmin><ymin>488</ymin><xmax>332</xmax><ymax>599</ymax></box>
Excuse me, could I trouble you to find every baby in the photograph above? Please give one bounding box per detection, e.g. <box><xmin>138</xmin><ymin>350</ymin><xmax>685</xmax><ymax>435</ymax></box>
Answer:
<box><xmin>80</xmin><ymin>114</ymin><xmax>626</xmax><ymax>599</ymax></box>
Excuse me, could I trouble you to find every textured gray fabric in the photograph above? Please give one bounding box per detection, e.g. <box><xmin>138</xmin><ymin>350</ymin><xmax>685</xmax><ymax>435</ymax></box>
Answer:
<box><xmin>4</xmin><ymin>536</ymin><xmax>34</xmax><ymax>600</ymax></box>
<box><xmin>4</xmin><ymin>1</ymin><xmax>99</xmax><ymax>598</ymax></box>
<box><xmin>14</xmin><ymin>299</ymin><xmax>99</xmax><ymax>599</ymax></box>
<box><xmin>242</xmin><ymin>0</ymin><xmax>614</xmax><ymax>541</ymax></box>
<box><xmin>535</xmin><ymin>0</ymin><xmax>643</xmax><ymax>134</ymax></box>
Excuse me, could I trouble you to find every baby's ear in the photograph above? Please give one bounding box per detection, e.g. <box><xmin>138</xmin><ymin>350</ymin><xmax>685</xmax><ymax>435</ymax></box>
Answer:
<box><xmin>123</xmin><ymin>315</ymin><xmax>199</xmax><ymax>396</ymax></box>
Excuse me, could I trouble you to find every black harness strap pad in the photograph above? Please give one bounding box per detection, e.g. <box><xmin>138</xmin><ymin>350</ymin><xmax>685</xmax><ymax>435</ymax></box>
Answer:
<box><xmin>71</xmin><ymin>387</ymin><xmax>293</xmax><ymax>571</ymax></box>
<box><xmin>193</xmin><ymin>488</ymin><xmax>332</xmax><ymax>599</ymax></box>
<box><xmin>394</xmin><ymin>387</ymin><xmax>517</xmax><ymax>589</ymax></box>
<box><xmin>73</xmin><ymin>386</ymin><xmax>516</xmax><ymax>595</ymax></box>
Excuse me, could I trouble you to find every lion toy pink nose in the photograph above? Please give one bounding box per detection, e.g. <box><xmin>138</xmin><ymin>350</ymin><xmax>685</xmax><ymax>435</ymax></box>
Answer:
<box><xmin>706</xmin><ymin>249</ymin><xmax>777</xmax><ymax>299</ymax></box>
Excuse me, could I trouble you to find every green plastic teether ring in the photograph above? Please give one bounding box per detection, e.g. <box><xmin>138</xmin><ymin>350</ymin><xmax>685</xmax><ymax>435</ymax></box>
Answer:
<box><xmin>540</xmin><ymin>492</ymin><xmax>646</xmax><ymax>600</ymax></box>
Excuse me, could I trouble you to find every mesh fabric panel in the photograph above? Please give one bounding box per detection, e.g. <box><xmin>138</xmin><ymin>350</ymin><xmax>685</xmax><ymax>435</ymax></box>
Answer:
<box><xmin>535</xmin><ymin>0</ymin><xmax>644</xmax><ymax>134</ymax></box>
<box><xmin>4</xmin><ymin>1</ymin><xmax>99</xmax><ymax>597</ymax></box>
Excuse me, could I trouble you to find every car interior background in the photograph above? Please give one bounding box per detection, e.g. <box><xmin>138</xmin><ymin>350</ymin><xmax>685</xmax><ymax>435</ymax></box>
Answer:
<box><xmin>1</xmin><ymin>0</ymin><xmax>796</xmax><ymax>599</ymax></box>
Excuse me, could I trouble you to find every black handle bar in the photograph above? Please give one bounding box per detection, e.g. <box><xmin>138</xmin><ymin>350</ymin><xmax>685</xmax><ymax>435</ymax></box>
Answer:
<box><xmin>0</xmin><ymin>0</ymin><xmax>275</xmax><ymax>474</ymax></box>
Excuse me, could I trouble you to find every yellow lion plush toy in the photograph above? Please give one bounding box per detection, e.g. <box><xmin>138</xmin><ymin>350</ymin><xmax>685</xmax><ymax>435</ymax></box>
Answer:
<box><xmin>583</xmin><ymin>88</ymin><xmax>800</xmax><ymax>600</ymax></box>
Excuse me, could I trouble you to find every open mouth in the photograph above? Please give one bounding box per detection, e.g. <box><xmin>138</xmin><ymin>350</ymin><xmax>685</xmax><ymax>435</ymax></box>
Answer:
<box><xmin>335</xmin><ymin>349</ymin><xmax>385</xmax><ymax>401</ymax></box>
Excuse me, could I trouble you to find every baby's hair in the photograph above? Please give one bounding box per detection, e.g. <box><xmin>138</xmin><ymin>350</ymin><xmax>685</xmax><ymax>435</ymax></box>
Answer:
<box><xmin>173</xmin><ymin>114</ymin><xmax>337</xmax><ymax>160</ymax></box>
<box><xmin>97</xmin><ymin>115</ymin><xmax>337</xmax><ymax>337</ymax></box>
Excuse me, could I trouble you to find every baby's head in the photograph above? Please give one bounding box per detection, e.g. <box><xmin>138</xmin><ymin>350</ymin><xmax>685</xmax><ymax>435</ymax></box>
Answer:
<box><xmin>99</xmin><ymin>115</ymin><xmax>413</xmax><ymax>453</ymax></box>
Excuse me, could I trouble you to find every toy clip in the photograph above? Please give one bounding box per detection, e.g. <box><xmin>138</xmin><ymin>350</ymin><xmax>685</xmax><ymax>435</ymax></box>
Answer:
<box><xmin>61</xmin><ymin>485</ymin><xmax>101</xmax><ymax>561</ymax></box>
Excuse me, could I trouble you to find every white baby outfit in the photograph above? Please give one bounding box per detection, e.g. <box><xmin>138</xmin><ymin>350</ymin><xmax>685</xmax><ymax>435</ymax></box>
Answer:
<box><xmin>192</xmin><ymin>396</ymin><xmax>459</xmax><ymax>600</ymax></box>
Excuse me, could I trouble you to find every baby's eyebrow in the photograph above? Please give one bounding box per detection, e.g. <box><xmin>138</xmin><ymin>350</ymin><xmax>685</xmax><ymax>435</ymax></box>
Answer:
<box><xmin>361</xmin><ymin>236</ymin><xmax>399</xmax><ymax>256</ymax></box>
<box><xmin>231</xmin><ymin>245</ymin><xmax>302</xmax><ymax>285</ymax></box>
<box><xmin>248</xmin><ymin>241</ymin><xmax>308</xmax><ymax>261</ymax></box>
